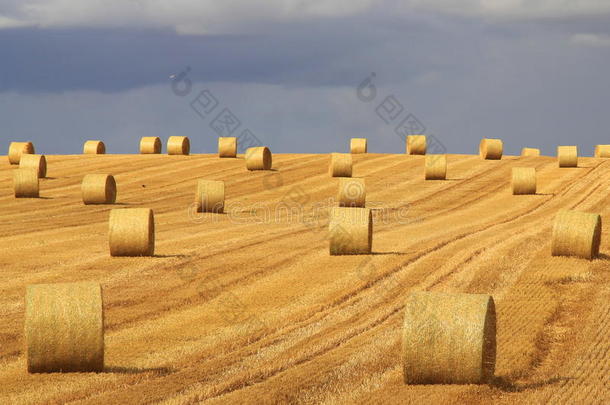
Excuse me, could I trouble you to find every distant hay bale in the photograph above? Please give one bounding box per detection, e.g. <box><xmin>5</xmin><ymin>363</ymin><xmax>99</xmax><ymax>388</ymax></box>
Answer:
<box><xmin>557</xmin><ymin>145</ymin><xmax>577</xmax><ymax>167</ymax></box>
<box><xmin>109</xmin><ymin>208</ymin><xmax>155</xmax><ymax>256</ymax></box>
<box><xmin>407</xmin><ymin>135</ymin><xmax>427</xmax><ymax>155</ymax></box>
<box><xmin>350</xmin><ymin>138</ymin><xmax>367</xmax><ymax>154</ymax></box>
<box><xmin>8</xmin><ymin>141</ymin><xmax>35</xmax><ymax>165</ymax></box>
<box><xmin>196</xmin><ymin>180</ymin><xmax>225</xmax><ymax>213</ymax></box>
<box><xmin>167</xmin><ymin>136</ymin><xmax>190</xmax><ymax>155</ymax></box>
<box><xmin>521</xmin><ymin>147</ymin><xmax>540</xmax><ymax>157</ymax></box>
<box><xmin>330</xmin><ymin>153</ymin><xmax>353</xmax><ymax>177</ymax></box>
<box><xmin>512</xmin><ymin>167</ymin><xmax>536</xmax><ymax>195</ymax></box>
<box><xmin>594</xmin><ymin>145</ymin><xmax>610</xmax><ymax>158</ymax></box>
<box><xmin>83</xmin><ymin>140</ymin><xmax>106</xmax><ymax>154</ymax></box>
<box><xmin>140</xmin><ymin>137</ymin><xmax>162</xmax><ymax>154</ymax></box>
<box><xmin>82</xmin><ymin>174</ymin><xmax>117</xmax><ymax>204</ymax></box>
<box><xmin>479</xmin><ymin>138</ymin><xmax>503</xmax><ymax>160</ymax></box>
<box><xmin>329</xmin><ymin>207</ymin><xmax>372</xmax><ymax>255</ymax></box>
<box><xmin>245</xmin><ymin>146</ymin><xmax>272</xmax><ymax>170</ymax></box>
<box><xmin>25</xmin><ymin>282</ymin><xmax>104</xmax><ymax>373</ymax></box>
<box><xmin>402</xmin><ymin>291</ymin><xmax>496</xmax><ymax>384</ymax></box>
<box><xmin>13</xmin><ymin>168</ymin><xmax>39</xmax><ymax>198</ymax></box>
<box><xmin>425</xmin><ymin>155</ymin><xmax>447</xmax><ymax>180</ymax></box>
<box><xmin>218</xmin><ymin>137</ymin><xmax>237</xmax><ymax>158</ymax></box>
<box><xmin>551</xmin><ymin>210</ymin><xmax>601</xmax><ymax>259</ymax></box>
<box><xmin>19</xmin><ymin>154</ymin><xmax>46</xmax><ymax>178</ymax></box>
<box><xmin>337</xmin><ymin>178</ymin><xmax>365</xmax><ymax>207</ymax></box>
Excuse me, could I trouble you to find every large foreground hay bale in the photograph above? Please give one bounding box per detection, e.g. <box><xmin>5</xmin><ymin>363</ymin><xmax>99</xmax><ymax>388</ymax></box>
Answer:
<box><xmin>551</xmin><ymin>210</ymin><xmax>601</xmax><ymax>259</ymax></box>
<box><xmin>109</xmin><ymin>208</ymin><xmax>155</xmax><ymax>256</ymax></box>
<box><xmin>13</xmin><ymin>168</ymin><xmax>39</xmax><ymax>198</ymax></box>
<box><xmin>196</xmin><ymin>180</ymin><xmax>225</xmax><ymax>213</ymax></box>
<box><xmin>337</xmin><ymin>178</ymin><xmax>365</xmax><ymax>207</ymax></box>
<box><xmin>167</xmin><ymin>136</ymin><xmax>190</xmax><ymax>155</ymax></box>
<box><xmin>521</xmin><ymin>147</ymin><xmax>540</xmax><ymax>157</ymax></box>
<box><xmin>19</xmin><ymin>154</ymin><xmax>46</xmax><ymax>178</ymax></box>
<box><xmin>479</xmin><ymin>138</ymin><xmax>503</xmax><ymax>160</ymax></box>
<box><xmin>512</xmin><ymin>167</ymin><xmax>536</xmax><ymax>195</ymax></box>
<box><xmin>245</xmin><ymin>146</ymin><xmax>272</xmax><ymax>170</ymax></box>
<box><xmin>218</xmin><ymin>137</ymin><xmax>237</xmax><ymax>158</ymax></box>
<box><xmin>407</xmin><ymin>135</ymin><xmax>427</xmax><ymax>155</ymax></box>
<box><xmin>425</xmin><ymin>155</ymin><xmax>447</xmax><ymax>180</ymax></box>
<box><xmin>329</xmin><ymin>207</ymin><xmax>372</xmax><ymax>255</ymax></box>
<box><xmin>557</xmin><ymin>145</ymin><xmax>577</xmax><ymax>167</ymax></box>
<box><xmin>140</xmin><ymin>137</ymin><xmax>162</xmax><ymax>154</ymax></box>
<box><xmin>330</xmin><ymin>153</ymin><xmax>352</xmax><ymax>177</ymax></box>
<box><xmin>83</xmin><ymin>140</ymin><xmax>106</xmax><ymax>154</ymax></box>
<box><xmin>350</xmin><ymin>138</ymin><xmax>367</xmax><ymax>154</ymax></box>
<box><xmin>25</xmin><ymin>282</ymin><xmax>104</xmax><ymax>373</ymax></box>
<box><xmin>8</xmin><ymin>141</ymin><xmax>35</xmax><ymax>165</ymax></box>
<box><xmin>594</xmin><ymin>145</ymin><xmax>610</xmax><ymax>158</ymax></box>
<box><xmin>82</xmin><ymin>174</ymin><xmax>117</xmax><ymax>204</ymax></box>
<box><xmin>402</xmin><ymin>291</ymin><xmax>496</xmax><ymax>384</ymax></box>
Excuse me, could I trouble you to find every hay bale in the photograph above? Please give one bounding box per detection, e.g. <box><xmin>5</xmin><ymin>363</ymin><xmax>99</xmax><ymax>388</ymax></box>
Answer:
<box><xmin>512</xmin><ymin>167</ymin><xmax>536</xmax><ymax>195</ymax></box>
<box><xmin>329</xmin><ymin>207</ymin><xmax>372</xmax><ymax>255</ymax></box>
<box><xmin>337</xmin><ymin>178</ymin><xmax>366</xmax><ymax>207</ymax></box>
<box><xmin>407</xmin><ymin>135</ymin><xmax>427</xmax><ymax>155</ymax></box>
<box><xmin>13</xmin><ymin>168</ymin><xmax>39</xmax><ymax>198</ymax></box>
<box><xmin>140</xmin><ymin>137</ymin><xmax>162</xmax><ymax>154</ymax></box>
<box><xmin>479</xmin><ymin>138</ymin><xmax>503</xmax><ymax>160</ymax></box>
<box><xmin>594</xmin><ymin>145</ymin><xmax>610</xmax><ymax>158</ymax></box>
<box><xmin>19</xmin><ymin>154</ymin><xmax>47</xmax><ymax>178</ymax></box>
<box><xmin>82</xmin><ymin>174</ymin><xmax>117</xmax><ymax>204</ymax></box>
<box><xmin>329</xmin><ymin>153</ymin><xmax>353</xmax><ymax>177</ymax></box>
<box><xmin>521</xmin><ymin>147</ymin><xmax>540</xmax><ymax>157</ymax></box>
<box><xmin>557</xmin><ymin>145</ymin><xmax>578</xmax><ymax>167</ymax></box>
<box><xmin>167</xmin><ymin>136</ymin><xmax>190</xmax><ymax>155</ymax></box>
<box><xmin>83</xmin><ymin>140</ymin><xmax>106</xmax><ymax>154</ymax></box>
<box><xmin>402</xmin><ymin>291</ymin><xmax>496</xmax><ymax>384</ymax></box>
<box><xmin>196</xmin><ymin>180</ymin><xmax>225</xmax><ymax>213</ymax></box>
<box><xmin>425</xmin><ymin>155</ymin><xmax>447</xmax><ymax>180</ymax></box>
<box><xmin>8</xmin><ymin>141</ymin><xmax>35</xmax><ymax>165</ymax></box>
<box><xmin>350</xmin><ymin>138</ymin><xmax>368</xmax><ymax>154</ymax></box>
<box><xmin>109</xmin><ymin>208</ymin><xmax>155</xmax><ymax>256</ymax></box>
<box><xmin>245</xmin><ymin>146</ymin><xmax>272</xmax><ymax>170</ymax></box>
<box><xmin>551</xmin><ymin>210</ymin><xmax>601</xmax><ymax>259</ymax></box>
<box><xmin>218</xmin><ymin>137</ymin><xmax>237</xmax><ymax>158</ymax></box>
<box><xmin>25</xmin><ymin>282</ymin><xmax>104</xmax><ymax>373</ymax></box>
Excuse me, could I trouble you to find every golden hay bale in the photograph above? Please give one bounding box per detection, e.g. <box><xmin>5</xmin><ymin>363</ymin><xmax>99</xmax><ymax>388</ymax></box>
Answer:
<box><xmin>13</xmin><ymin>168</ymin><xmax>39</xmax><ymax>198</ymax></box>
<box><xmin>82</xmin><ymin>174</ymin><xmax>117</xmax><ymax>205</ymax></box>
<box><xmin>19</xmin><ymin>154</ymin><xmax>47</xmax><ymax>178</ymax></box>
<box><xmin>245</xmin><ymin>146</ymin><xmax>272</xmax><ymax>170</ymax></box>
<box><xmin>557</xmin><ymin>145</ymin><xmax>578</xmax><ymax>167</ymax></box>
<box><xmin>140</xmin><ymin>136</ymin><xmax>162</xmax><ymax>154</ymax></box>
<box><xmin>196</xmin><ymin>180</ymin><xmax>225</xmax><ymax>213</ymax></box>
<box><xmin>594</xmin><ymin>145</ymin><xmax>610</xmax><ymax>158</ymax></box>
<box><xmin>479</xmin><ymin>138</ymin><xmax>503</xmax><ymax>160</ymax></box>
<box><xmin>350</xmin><ymin>138</ymin><xmax>367</xmax><ymax>154</ymax></box>
<box><xmin>329</xmin><ymin>207</ymin><xmax>372</xmax><ymax>255</ymax></box>
<box><xmin>337</xmin><ymin>178</ymin><xmax>366</xmax><ymax>207</ymax></box>
<box><xmin>109</xmin><ymin>208</ymin><xmax>155</xmax><ymax>256</ymax></box>
<box><xmin>512</xmin><ymin>167</ymin><xmax>536</xmax><ymax>195</ymax></box>
<box><xmin>402</xmin><ymin>291</ymin><xmax>496</xmax><ymax>384</ymax></box>
<box><xmin>167</xmin><ymin>136</ymin><xmax>190</xmax><ymax>155</ymax></box>
<box><xmin>407</xmin><ymin>135</ymin><xmax>427</xmax><ymax>155</ymax></box>
<box><xmin>551</xmin><ymin>210</ymin><xmax>601</xmax><ymax>259</ymax></box>
<box><xmin>25</xmin><ymin>282</ymin><xmax>104</xmax><ymax>373</ymax></box>
<box><xmin>8</xmin><ymin>141</ymin><xmax>35</xmax><ymax>165</ymax></box>
<box><xmin>218</xmin><ymin>137</ymin><xmax>237</xmax><ymax>158</ymax></box>
<box><xmin>425</xmin><ymin>155</ymin><xmax>447</xmax><ymax>180</ymax></box>
<box><xmin>83</xmin><ymin>140</ymin><xmax>106</xmax><ymax>154</ymax></box>
<box><xmin>521</xmin><ymin>147</ymin><xmax>540</xmax><ymax>157</ymax></box>
<box><xmin>329</xmin><ymin>153</ymin><xmax>353</xmax><ymax>177</ymax></box>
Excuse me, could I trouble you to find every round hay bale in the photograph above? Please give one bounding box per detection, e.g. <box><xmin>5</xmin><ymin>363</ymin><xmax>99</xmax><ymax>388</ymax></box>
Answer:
<box><xmin>551</xmin><ymin>210</ymin><xmax>601</xmax><ymax>259</ymax></box>
<box><xmin>196</xmin><ymin>179</ymin><xmax>225</xmax><ymax>213</ymax></box>
<box><xmin>19</xmin><ymin>154</ymin><xmax>46</xmax><ymax>178</ymax></box>
<box><xmin>425</xmin><ymin>155</ymin><xmax>447</xmax><ymax>180</ymax></box>
<box><xmin>13</xmin><ymin>168</ymin><xmax>39</xmax><ymax>198</ymax></box>
<box><xmin>25</xmin><ymin>282</ymin><xmax>104</xmax><ymax>373</ymax></box>
<box><xmin>557</xmin><ymin>145</ymin><xmax>578</xmax><ymax>167</ymax></box>
<box><xmin>218</xmin><ymin>137</ymin><xmax>237</xmax><ymax>158</ymax></box>
<box><xmin>350</xmin><ymin>138</ymin><xmax>367</xmax><ymax>154</ymax></box>
<box><xmin>167</xmin><ymin>136</ymin><xmax>190</xmax><ymax>155</ymax></box>
<box><xmin>329</xmin><ymin>207</ymin><xmax>372</xmax><ymax>255</ymax></box>
<box><xmin>512</xmin><ymin>167</ymin><xmax>536</xmax><ymax>195</ymax></box>
<box><xmin>402</xmin><ymin>291</ymin><xmax>496</xmax><ymax>384</ymax></box>
<box><xmin>109</xmin><ymin>208</ymin><xmax>155</xmax><ymax>256</ymax></box>
<box><xmin>407</xmin><ymin>135</ymin><xmax>427</xmax><ymax>155</ymax></box>
<box><xmin>140</xmin><ymin>137</ymin><xmax>162</xmax><ymax>154</ymax></box>
<box><xmin>8</xmin><ymin>141</ymin><xmax>35</xmax><ymax>165</ymax></box>
<box><xmin>479</xmin><ymin>138</ymin><xmax>503</xmax><ymax>160</ymax></box>
<box><xmin>594</xmin><ymin>144</ymin><xmax>610</xmax><ymax>158</ymax></box>
<box><xmin>82</xmin><ymin>174</ymin><xmax>117</xmax><ymax>205</ymax></box>
<box><xmin>521</xmin><ymin>147</ymin><xmax>540</xmax><ymax>157</ymax></box>
<box><xmin>329</xmin><ymin>153</ymin><xmax>353</xmax><ymax>177</ymax></box>
<box><xmin>83</xmin><ymin>140</ymin><xmax>106</xmax><ymax>154</ymax></box>
<box><xmin>245</xmin><ymin>146</ymin><xmax>272</xmax><ymax>170</ymax></box>
<box><xmin>337</xmin><ymin>178</ymin><xmax>365</xmax><ymax>207</ymax></box>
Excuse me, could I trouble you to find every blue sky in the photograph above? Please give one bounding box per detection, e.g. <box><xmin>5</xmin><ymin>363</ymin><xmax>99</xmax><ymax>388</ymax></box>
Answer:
<box><xmin>1</xmin><ymin>1</ymin><xmax>609</xmax><ymax>155</ymax></box>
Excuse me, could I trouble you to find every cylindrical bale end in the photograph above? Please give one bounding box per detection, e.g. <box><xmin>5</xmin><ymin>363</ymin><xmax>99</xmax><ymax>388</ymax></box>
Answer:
<box><xmin>329</xmin><ymin>207</ymin><xmax>372</xmax><ymax>255</ymax></box>
<box><xmin>407</xmin><ymin>135</ymin><xmax>427</xmax><ymax>155</ymax></box>
<box><xmin>140</xmin><ymin>137</ymin><xmax>162</xmax><ymax>154</ymax></box>
<box><xmin>167</xmin><ymin>136</ymin><xmax>190</xmax><ymax>155</ymax></box>
<box><xmin>557</xmin><ymin>146</ymin><xmax>578</xmax><ymax>167</ymax></box>
<box><xmin>245</xmin><ymin>147</ymin><xmax>272</xmax><ymax>170</ymax></box>
<box><xmin>337</xmin><ymin>178</ymin><xmax>366</xmax><ymax>207</ymax></box>
<box><xmin>82</xmin><ymin>174</ymin><xmax>117</xmax><ymax>204</ymax></box>
<box><xmin>512</xmin><ymin>167</ymin><xmax>536</xmax><ymax>195</ymax></box>
<box><xmin>109</xmin><ymin>208</ymin><xmax>155</xmax><ymax>256</ymax></box>
<box><xmin>594</xmin><ymin>145</ymin><xmax>610</xmax><ymax>158</ymax></box>
<box><xmin>13</xmin><ymin>168</ymin><xmax>39</xmax><ymax>198</ymax></box>
<box><xmin>19</xmin><ymin>154</ymin><xmax>47</xmax><ymax>178</ymax></box>
<box><xmin>8</xmin><ymin>141</ymin><xmax>35</xmax><ymax>165</ymax></box>
<box><xmin>551</xmin><ymin>210</ymin><xmax>601</xmax><ymax>259</ymax></box>
<box><xmin>196</xmin><ymin>180</ymin><xmax>225</xmax><ymax>213</ymax></box>
<box><xmin>83</xmin><ymin>140</ymin><xmax>106</xmax><ymax>154</ymax></box>
<box><xmin>218</xmin><ymin>137</ymin><xmax>237</xmax><ymax>158</ymax></box>
<box><xmin>521</xmin><ymin>147</ymin><xmax>540</xmax><ymax>157</ymax></box>
<box><xmin>479</xmin><ymin>138</ymin><xmax>503</xmax><ymax>160</ymax></box>
<box><xmin>329</xmin><ymin>153</ymin><xmax>353</xmax><ymax>177</ymax></box>
<box><xmin>350</xmin><ymin>138</ymin><xmax>367</xmax><ymax>154</ymax></box>
<box><xmin>425</xmin><ymin>155</ymin><xmax>447</xmax><ymax>180</ymax></box>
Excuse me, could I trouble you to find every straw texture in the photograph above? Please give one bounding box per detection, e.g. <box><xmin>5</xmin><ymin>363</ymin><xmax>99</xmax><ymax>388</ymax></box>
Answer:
<box><xmin>218</xmin><ymin>137</ymin><xmax>237</xmax><ymax>158</ymax></box>
<box><xmin>140</xmin><ymin>137</ymin><xmax>162</xmax><ymax>154</ymax></box>
<box><xmin>19</xmin><ymin>154</ymin><xmax>47</xmax><ymax>178</ymax></box>
<box><xmin>245</xmin><ymin>147</ymin><xmax>272</xmax><ymax>170</ymax></box>
<box><xmin>13</xmin><ymin>168</ymin><xmax>39</xmax><ymax>198</ymax></box>
<box><xmin>402</xmin><ymin>291</ymin><xmax>496</xmax><ymax>384</ymax></box>
<box><xmin>512</xmin><ymin>167</ymin><xmax>536</xmax><ymax>195</ymax></box>
<box><xmin>479</xmin><ymin>138</ymin><xmax>503</xmax><ymax>160</ymax></box>
<box><xmin>82</xmin><ymin>174</ymin><xmax>117</xmax><ymax>204</ymax></box>
<box><xmin>521</xmin><ymin>147</ymin><xmax>540</xmax><ymax>157</ymax></box>
<box><xmin>594</xmin><ymin>145</ymin><xmax>610</xmax><ymax>158</ymax></box>
<box><xmin>557</xmin><ymin>145</ymin><xmax>578</xmax><ymax>167</ymax></box>
<box><xmin>551</xmin><ymin>210</ymin><xmax>601</xmax><ymax>259</ymax></box>
<box><xmin>109</xmin><ymin>208</ymin><xmax>155</xmax><ymax>256</ymax></box>
<box><xmin>407</xmin><ymin>135</ymin><xmax>427</xmax><ymax>155</ymax></box>
<box><xmin>337</xmin><ymin>178</ymin><xmax>366</xmax><ymax>207</ymax></box>
<box><xmin>329</xmin><ymin>207</ymin><xmax>372</xmax><ymax>255</ymax></box>
<box><xmin>167</xmin><ymin>136</ymin><xmax>190</xmax><ymax>155</ymax></box>
<box><xmin>196</xmin><ymin>180</ymin><xmax>225</xmax><ymax>213</ymax></box>
<box><xmin>350</xmin><ymin>138</ymin><xmax>367</xmax><ymax>154</ymax></box>
<box><xmin>25</xmin><ymin>282</ymin><xmax>104</xmax><ymax>373</ymax></box>
<box><xmin>330</xmin><ymin>153</ymin><xmax>353</xmax><ymax>177</ymax></box>
<box><xmin>425</xmin><ymin>155</ymin><xmax>447</xmax><ymax>180</ymax></box>
<box><xmin>83</xmin><ymin>140</ymin><xmax>106</xmax><ymax>154</ymax></box>
<box><xmin>8</xmin><ymin>141</ymin><xmax>35</xmax><ymax>165</ymax></box>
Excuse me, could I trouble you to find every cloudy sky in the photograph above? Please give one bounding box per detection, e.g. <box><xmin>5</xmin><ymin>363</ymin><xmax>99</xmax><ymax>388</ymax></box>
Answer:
<box><xmin>1</xmin><ymin>0</ymin><xmax>609</xmax><ymax>155</ymax></box>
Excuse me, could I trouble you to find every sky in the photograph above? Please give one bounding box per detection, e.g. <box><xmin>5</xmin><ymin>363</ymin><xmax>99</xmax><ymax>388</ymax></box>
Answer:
<box><xmin>1</xmin><ymin>0</ymin><xmax>609</xmax><ymax>156</ymax></box>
